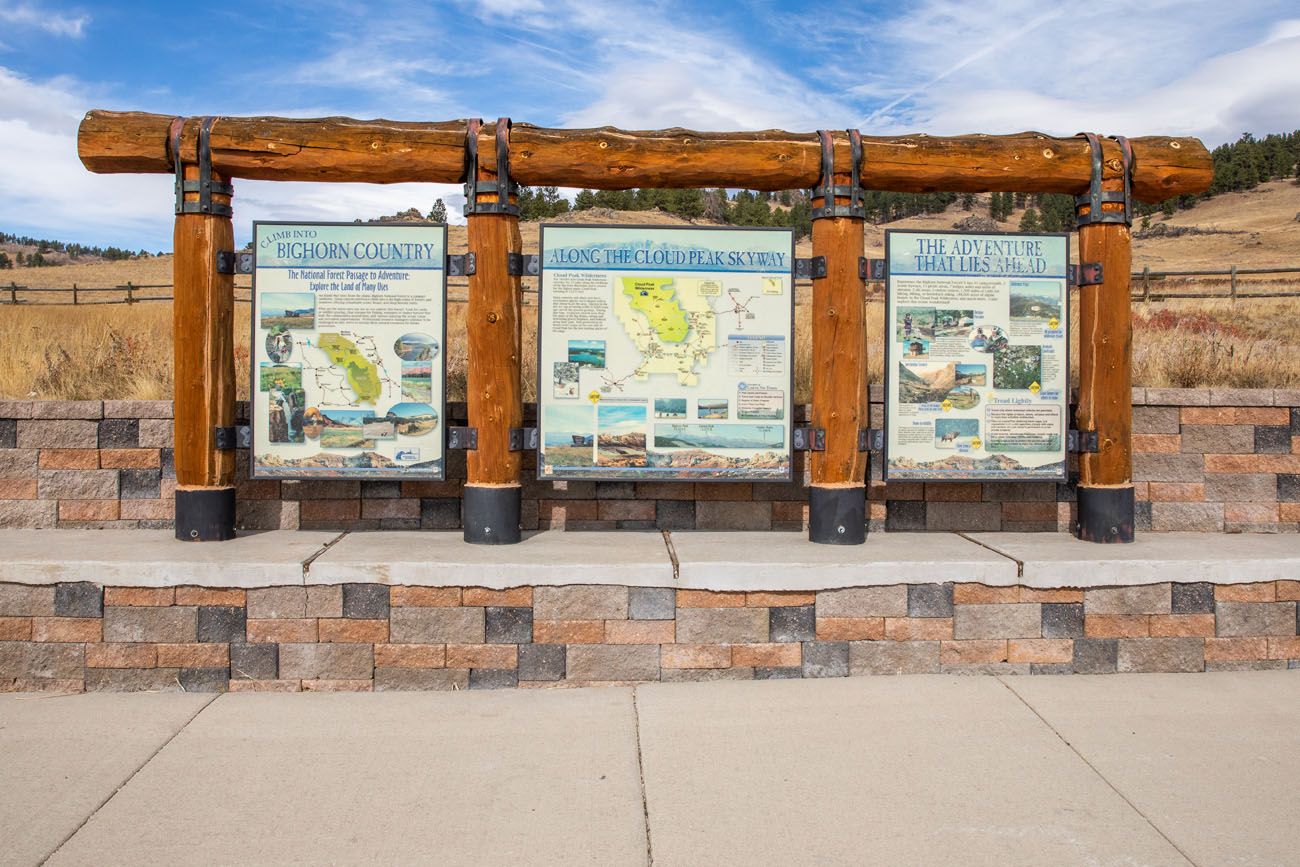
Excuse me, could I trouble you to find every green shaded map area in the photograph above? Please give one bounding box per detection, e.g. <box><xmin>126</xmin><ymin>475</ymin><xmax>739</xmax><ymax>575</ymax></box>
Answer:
<box><xmin>621</xmin><ymin>277</ymin><xmax>689</xmax><ymax>343</ymax></box>
<box><xmin>316</xmin><ymin>333</ymin><xmax>382</xmax><ymax>403</ymax></box>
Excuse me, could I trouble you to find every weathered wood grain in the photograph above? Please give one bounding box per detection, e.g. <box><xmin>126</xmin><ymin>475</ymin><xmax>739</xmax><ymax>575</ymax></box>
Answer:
<box><xmin>79</xmin><ymin>112</ymin><xmax>1213</xmax><ymax>200</ymax></box>
<box><xmin>1075</xmin><ymin>181</ymin><xmax>1133</xmax><ymax>490</ymax></box>
<box><xmin>809</xmin><ymin>174</ymin><xmax>869</xmax><ymax>488</ymax></box>
<box><xmin>172</xmin><ymin>164</ymin><xmax>235</xmax><ymax>491</ymax></box>
<box><xmin>465</xmin><ymin>126</ymin><xmax>523</xmax><ymax>489</ymax></box>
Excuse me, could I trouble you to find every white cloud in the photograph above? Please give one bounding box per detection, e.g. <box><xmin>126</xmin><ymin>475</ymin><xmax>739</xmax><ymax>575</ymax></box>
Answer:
<box><xmin>0</xmin><ymin>1</ymin><xmax>88</xmax><ymax>37</ymax></box>
<box><xmin>0</xmin><ymin>67</ymin><xmax>465</xmax><ymax>252</ymax></box>
<box><xmin>856</xmin><ymin>2</ymin><xmax>1300</xmax><ymax>145</ymax></box>
<box><xmin>868</xmin><ymin>18</ymin><xmax>1300</xmax><ymax>144</ymax></box>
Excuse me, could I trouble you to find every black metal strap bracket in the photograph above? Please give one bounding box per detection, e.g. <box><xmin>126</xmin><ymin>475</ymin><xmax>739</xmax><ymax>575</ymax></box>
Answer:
<box><xmin>447</xmin><ymin>253</ymin><xmax>476</xmax><ymax>276</ymax></box>
<box><xmin>509</xmin><ymin>427</ymin><xmax>539</xmax><ymax>451</ymax></box>
<box><xmin>214</xmin><ymin>425</ymin><xmax>251</xmax><ymax>450</ymax></box>
<box><xmin>810</xmin><ymin>129</ymin><xmax>866</xmax><ymax>221</ymax></box>
<box><xmin>858</xmin><ymin>428</ymin><xmax>884</xmax><ymax>452</ymax></box>
<box><xmin>794</xmin><ymin>257</ymin><xmax>827</xmax><ymax>280</ymax></box>
<box><xmin>463</xmin><ymin>117</ymin><xmax>520</xmax><ymax>217</ymax></box>
<box><xmin>506</xmin><ymin>253</ymin><xmax>540</xmax><ymax>277</ymax></box>
<box><xmin>1068</xmin><ymin>262</ymin><xmax>1104</xmax><ymax>288</ymax></box>
<box><xmin>447</xmin><ymin>427</ymin><xmax>478</xmax><ymax>450</ymax></box>
<box><xmin>859</xmin><ymin>258</ymin><xmax>887</xmax><ymax>281</ymax></box>
<box><xmin>1068</xmin><ymin>429</ymin><xmax>1100</xmax><ymax>454</ymax></box>
<box><xmin>1074</xmin><ymin>132</ymin><xmax>1134</xmax><ymax>227</ymax></box>
<box><xmin>173</xmin><ymin>116</ymin><xmax>233</xmax><ymax>217</ymax></box>
<box><xmin>215</xmin><ymin>251</ymin><xmax>235</xmax><ymax>275</ymax></box>
<box><xmin>792</xmin><ymin>427</ymin><xmax>826</xmax><ymax>452</ymax></box>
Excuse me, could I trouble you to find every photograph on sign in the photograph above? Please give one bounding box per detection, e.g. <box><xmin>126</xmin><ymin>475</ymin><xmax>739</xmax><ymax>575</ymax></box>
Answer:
<box><xmin>250</xmin><ymin>221</ymin><xmax>447</xmax><ymax>480</ymax></box>
<box><xmin>883</xmin><ymin>229</ymin><xmax>1069</xmax><ymax>481</ymax></box>
<box><xmin>537</xmin><ymin>225</ymin><xmax>794</xmax><ymax>481</ymax></box>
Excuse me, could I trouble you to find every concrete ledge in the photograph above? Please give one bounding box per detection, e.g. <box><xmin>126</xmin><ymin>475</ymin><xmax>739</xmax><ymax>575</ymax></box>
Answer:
<box><xmin>307</xmin><ymin>530</ymin><xmax>675</xmax><ymax>587</ymax></box>
<box><xmin>669</xmin><ymin>531</ymin><xmax>1018</xmax><ymax>589</ymax></box>
<box><xmin>0</xmin><ymin>529</ymin><xmax>338</xmax><ymax>587</ymax></box>
<box><xmin>0</xmin><ymin>528</ymin><xmax>1297</xmax><ymax>590</ymax></box>
<box><xmin>970</xmin><ymin>532</ymin><xmax>1300</xmax><ymax>585</ymax></box>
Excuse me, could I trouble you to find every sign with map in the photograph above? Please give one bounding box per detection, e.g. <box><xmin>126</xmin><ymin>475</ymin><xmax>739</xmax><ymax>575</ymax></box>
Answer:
<box><xmin>537</xmin><ymin>225</ymin><xmax>794</xmax><ymax>481</ymax></box>
<box><xmin>250</xmin><ymin>221</ymin><xmax>446</xmax><ymax>479</ymax></box>
<box><xmin>884</xmin><ymin>229</ymin><xmax>1069</xmax><ymax>481</ymax></box>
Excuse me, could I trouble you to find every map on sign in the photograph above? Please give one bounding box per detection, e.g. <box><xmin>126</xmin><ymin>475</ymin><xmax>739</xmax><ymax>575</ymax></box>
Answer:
<box><xmin>303</xmin><ymin>332</ymin><xmax>395</xmax><ymax>405</ymax></box>
<box><xmin>537</xmin><ymin>225</ymin><xmax>794</xmax><ymax>481</ymax></box>
<box><xmin>250</xmin><ymin>221</ymin><xmax>447</xmax><ymax>480</ymax></box>
<box><xmin>609</xmin><ymin>276</ymin><xmax>719</xmax><ymax>387</ymax></box>
<box><xmin>883</xmin><ymin>229</ymin><xmax>1069</xmax><ymax>481</ymax></box>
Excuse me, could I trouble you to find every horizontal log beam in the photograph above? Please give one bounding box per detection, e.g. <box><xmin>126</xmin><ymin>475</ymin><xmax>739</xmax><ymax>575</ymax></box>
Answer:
<box><xmin>78</xmin><ymin>110</ymin><xmax>1213</xmax><ymax>200</ymax></box>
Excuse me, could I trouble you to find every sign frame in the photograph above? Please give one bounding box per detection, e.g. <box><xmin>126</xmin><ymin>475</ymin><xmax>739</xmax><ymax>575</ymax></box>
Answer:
<box><xmin>882</xmin><ymin>227</ymin><xmax>1071</xmax><ymax>484</ymax></box>
<box><xmin>248</xmin><ymin>219</ymin><xmax>449</xmax><ymax>481</ymax></box>
<box><xmin>535</xmin><ymin>223</ymin><xmax>797</xmax><ymax>484</ymax></box>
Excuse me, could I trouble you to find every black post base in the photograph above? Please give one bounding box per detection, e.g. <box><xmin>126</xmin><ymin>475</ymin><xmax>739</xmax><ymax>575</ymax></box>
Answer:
<box><xmin>1075</xmin><ymin>485</ymin><xmax>1135</xmax><ymax>543</ymax></box>
<box><xmin>463</xmin><ymin>485</ymin><xmax>522</xmax><ymax>545</ymax></box>
<box><xmin>175</xmin><ymin>487</ymin><xmax>236</xmax><ymax>542</ymax></box>
<box><xmin>808</xmin><ymin>485</ymin><xmax>867</xmax><ymax>545</ymax></box>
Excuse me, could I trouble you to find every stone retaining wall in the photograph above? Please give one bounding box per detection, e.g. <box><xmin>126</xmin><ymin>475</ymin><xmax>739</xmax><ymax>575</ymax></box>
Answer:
<box><xmin>2</xmin><ymin>580</ymin><xmax>1297</xmax><ymax>692</ymax></box>
<box><xmin>1</xmin><ymin>388</ymin><xmax>1297</xmax><ymax>534</ymax></box>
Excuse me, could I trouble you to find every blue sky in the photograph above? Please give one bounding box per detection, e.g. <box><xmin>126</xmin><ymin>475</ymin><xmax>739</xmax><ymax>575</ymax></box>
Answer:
<box><xmin>2</xmin><ymin>0</ymin><xmax>1299</xmax><ymax>250</ymax></box>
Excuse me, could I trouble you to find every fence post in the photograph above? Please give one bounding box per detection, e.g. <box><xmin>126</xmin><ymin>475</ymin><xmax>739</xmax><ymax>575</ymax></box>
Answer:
<box><xmin>72</xmin><ymin>283</ymin><xmax>78</xmax><ymax>305</ymax></box>
<box><xmin>1230</xmin><ymin>264</ymin><xmax>1237</xmax><ymax>300</ymax></box>
<box><xmin>172</xmin><ymin>118</ymin><xmax>236</xmax><ymax>541</ymax></box>
<box><xmin>126</xmin><ymin>282</ymin><xmax>135</xmax><ymax>304</ymax></box>
<box><xmin>808</xmin><ymin>130</ymin><xmax>869</xmax><ymax>544</ymax></box>
<box><xmin>462</xmin><ymin>118</ymin><xmax>523</xmax><ymax>544</ymax></box>
<box><xmin>8</xmin><ymin>282</ymin><xmax>15</xmax><ymax>304</ymax></box>
<box><xmin>1074</xmin><ymin>135</ymin><xmax>1135</xmax><ymax>543</ymax></box>
<box><xmin>1142</xmin><ymin>266</ymin><xmax>1150</xmax><ymax>301</ymax></box>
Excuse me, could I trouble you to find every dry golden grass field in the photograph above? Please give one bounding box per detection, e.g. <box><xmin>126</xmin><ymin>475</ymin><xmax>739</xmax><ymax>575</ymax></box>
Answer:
<box><xmin>3</xmin><ymin>183</ymin><xmax>1298</xmax><ymax>402</ymax></box>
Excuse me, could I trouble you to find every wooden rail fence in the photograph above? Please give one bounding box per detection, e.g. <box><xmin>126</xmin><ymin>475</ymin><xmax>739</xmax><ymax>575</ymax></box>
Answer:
<box><xmin>6</xmin><ymin>266</ymin><xmax>1299</xmax><ymax>305</ymax></box>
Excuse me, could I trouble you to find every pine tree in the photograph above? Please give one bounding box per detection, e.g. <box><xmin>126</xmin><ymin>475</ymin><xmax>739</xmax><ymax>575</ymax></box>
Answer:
<box><xmin>0</xmin><ymin>252</ymin><xmax>11</xmax><ymax>269</ymax></box>
<box><xmin>1018</xmin><ymin>208</ymin><xmax>1041</xmax><ymax>233</ymax></box>
<box><xmin>429</xmin><ymin>198</ymin><xmax>447</xmax><ymax>222</ymax></box>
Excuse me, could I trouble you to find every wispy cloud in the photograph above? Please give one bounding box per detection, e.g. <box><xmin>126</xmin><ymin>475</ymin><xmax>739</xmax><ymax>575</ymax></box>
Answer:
<box><xmin>0</xmin><ymin>66</ymin><xmax>464</xmax><ymax>250</ymax></box>
<box><xmin>0</xmin><ymin>1</ymin><xmax>88</xmax><ymax>38</ymax></box>
<box><xmin>861</xmin><ymin>6</ymin><xmax>1067</xmax><ymax>126</ymax></box>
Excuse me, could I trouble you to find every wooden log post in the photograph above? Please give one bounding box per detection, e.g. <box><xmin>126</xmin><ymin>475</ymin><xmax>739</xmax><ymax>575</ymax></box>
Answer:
<box><xmin>1075</xmin><ymin>135</ymin><xmax>1135</xmax><ymax>543</ymax></box>
<box><xmin>808</xmin><ymin>131</ymin><xmax>869</xmax><ymax>544</ymax></box>
<box><xmin>462</xmin><ymin>119</ymin><xmax>524</xmax><ymax>544</ymax></box>
<box><xmin>172</xmin><ymin>118</ymin><xmax>236</xmax><ymax>540</ymax></box>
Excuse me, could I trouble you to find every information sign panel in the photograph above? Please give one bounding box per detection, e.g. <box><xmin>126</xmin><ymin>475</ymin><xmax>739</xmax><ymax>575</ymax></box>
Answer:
<box><xmin>250</xmin><ymin>221</ymin><xmax>446</xmax><ymax>480</ymax></box>
<box><xmin>538</xmin><ymin>225</ymin><xmax>794</xmax><ymax>481</ymax></box>
<box><xmin>884</xmin><ymin>229</ymin><xmax>1069</xmax><ymax>481</ymax></box>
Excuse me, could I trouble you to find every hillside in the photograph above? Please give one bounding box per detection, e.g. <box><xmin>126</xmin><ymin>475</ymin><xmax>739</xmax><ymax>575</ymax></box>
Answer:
<box><xmin>3</xmin><ymin>184</ymin><xmax>1298</xmax><ymax>400</ymax></box>
<box><xmin>5</xmin><ymin>181</ymin><xmax>1300</xmax><ymax>288</ymax></box>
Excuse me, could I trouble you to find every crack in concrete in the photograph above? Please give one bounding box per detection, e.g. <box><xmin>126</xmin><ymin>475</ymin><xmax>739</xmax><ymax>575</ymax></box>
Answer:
<box><xmin>39</xmin><ymin>693</ymin><xmax>219</xmax><ymax>866</ymax></box>
<box><xmin>996</xmin><ymin>677</ymin><xmax>1201</xmax><ymax>867</ymax></box>
<box><xmin>630</xmin><ymin>686</ymin><xmax>655</xmax><ymax>866</ymax></box>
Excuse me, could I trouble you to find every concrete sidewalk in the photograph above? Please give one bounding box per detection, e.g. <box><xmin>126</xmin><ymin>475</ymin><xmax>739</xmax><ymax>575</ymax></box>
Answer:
<box><xmin>2</xmin><ymin>674</ymin><xmax>1297</xmax><ymax>866</ymax></box>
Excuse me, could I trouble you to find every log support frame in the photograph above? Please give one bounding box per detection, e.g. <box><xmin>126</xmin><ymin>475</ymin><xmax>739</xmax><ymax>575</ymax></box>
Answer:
<box><xmin>808</xmin><ymin>130</ymin><xmax>869</xmax><ymax>545</ymax></box>
<box><xmin>1074</xmin><ymin>133</ymin><xmax>1136</xmax><ymax>543</ymax></box>
<box><xmin>74</xmin><ymin>112</ymin><xmax>1212</xmax><ymax>544</ymax></box>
